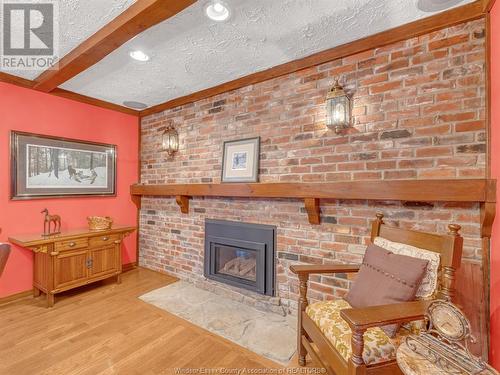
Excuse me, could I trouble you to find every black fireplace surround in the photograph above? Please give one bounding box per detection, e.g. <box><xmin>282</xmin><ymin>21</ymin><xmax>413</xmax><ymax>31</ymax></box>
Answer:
<box><xmin>204</xmin><ymin>219</ymin><xmax>276</xmax><ymax>296</ymax></box>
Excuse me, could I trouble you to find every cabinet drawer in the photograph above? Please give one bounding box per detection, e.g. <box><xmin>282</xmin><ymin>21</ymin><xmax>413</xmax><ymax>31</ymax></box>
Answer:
<box><xmin>89</xmin><ymin>234</ymin><xmax>120</xmax><ymax>248</ymax></box>
<box><xmin>54</xmin><ymin>238</ymin><xmax>88</xmax><ymax>252</ymax></box>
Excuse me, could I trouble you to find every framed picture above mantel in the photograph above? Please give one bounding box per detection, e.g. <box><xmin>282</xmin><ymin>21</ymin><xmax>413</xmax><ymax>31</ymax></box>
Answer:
<box><xmin>10</xmin><ymin>131</ymin><xmax>117</xmax><ymax>200</ymax></box>
<box><xmin>221</xmin><ymin>137</ymin><xmax>260</xmax><ymax>183</ymax></box>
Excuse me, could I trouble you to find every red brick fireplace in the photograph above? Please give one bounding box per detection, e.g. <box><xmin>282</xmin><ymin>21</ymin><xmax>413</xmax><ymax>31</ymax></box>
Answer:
<box><xmin>139</xmin><ymin>17</ymin><xmax>486</xmax><ymax>344</ymax></box>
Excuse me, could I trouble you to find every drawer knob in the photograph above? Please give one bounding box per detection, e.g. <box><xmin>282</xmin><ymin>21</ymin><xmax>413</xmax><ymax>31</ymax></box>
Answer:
<box><xmin>69</xmin><ymin>242</ymin><xmax>76</xmax><ymax>247</ymax></box>
<box><xmin>102</xmin><ymin>236</ymin><xmax>109</xmax><ymax>241</ymax></box>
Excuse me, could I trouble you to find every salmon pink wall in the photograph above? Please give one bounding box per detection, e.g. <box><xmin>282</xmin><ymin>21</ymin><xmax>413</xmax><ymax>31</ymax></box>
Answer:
<box><xmin>491</xmin><ymin>3</ymin><xmax>500</xmax><ymax>368</ymax></box>
<box><xmin>0</xmin><ymin>82</ymin><xmax>139</xmax><ymax>298</ymax></box>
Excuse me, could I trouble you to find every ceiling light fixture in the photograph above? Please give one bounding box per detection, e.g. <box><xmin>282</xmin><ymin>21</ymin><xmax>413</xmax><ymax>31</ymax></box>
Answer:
<box><xmin>123</xmin><ymin>101</ymin><xmax>148</xmax><ymax>109</ymax></box>
<box><xmin>416</xmin><ymin>0</ymin><xmax>464</xmax><ymax>12</ymax></box>
<box><xmin>129</xmin><ymin>50</ymin><xmax>150</xmax><ymax>62</ymax></box>
<box><xmin>204</xmin><ymin>0</ymin><xmax>231</xmax><ymax>22</ymax></box>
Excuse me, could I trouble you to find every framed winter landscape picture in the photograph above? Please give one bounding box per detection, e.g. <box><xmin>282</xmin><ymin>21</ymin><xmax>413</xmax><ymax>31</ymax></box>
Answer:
<box><xmin>11</xmin><ymin>131</ymin><xmax>116</xmax><ymax>199</ymax></box>
<box><xmin>221</xmin><ymin>137</ymin><xmax>260</xmax><ymax>183</ymax></box>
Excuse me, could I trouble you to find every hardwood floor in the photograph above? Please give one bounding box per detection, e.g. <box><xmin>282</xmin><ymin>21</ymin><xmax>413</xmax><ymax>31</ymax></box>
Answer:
<box><xmin>0</xmin><ymin>267</ymin><xmax>283</xmax><ymax>375</ymax></box>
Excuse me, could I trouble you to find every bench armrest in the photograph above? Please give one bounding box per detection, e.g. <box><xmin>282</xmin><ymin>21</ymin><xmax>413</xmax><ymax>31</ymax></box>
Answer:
<box><xmin>290</xmin><ymin>264</ymin><xmax>360</xmax><ymax>275</ymax></box>
<box><xmin>340</xmin><ymin>300</ymin><xmax>431</xmax><ymax>331</ymax></box>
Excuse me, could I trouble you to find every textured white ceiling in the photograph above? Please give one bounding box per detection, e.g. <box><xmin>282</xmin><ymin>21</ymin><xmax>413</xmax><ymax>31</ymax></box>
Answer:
<box><xmin>1</xmin><ymin>0</ymin><xmax>135</xmax><ymax>80</ymax></box>
<box><xmin>15</xmin><ymin>0</ymin><xmax>474</xmax><ymax>108</ymax></box>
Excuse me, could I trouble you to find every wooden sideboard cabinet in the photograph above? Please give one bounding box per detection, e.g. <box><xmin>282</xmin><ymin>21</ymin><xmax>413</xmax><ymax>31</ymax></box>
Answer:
<box><xmin>9</xmin><ymin>226</ymin><xmax>136</xmax><ymax>307</ymax></box>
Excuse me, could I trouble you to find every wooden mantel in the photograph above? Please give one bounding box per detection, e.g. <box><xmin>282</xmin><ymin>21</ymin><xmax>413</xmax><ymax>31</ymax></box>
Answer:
<box><xmin>130</xmin><ymin>179</ymin><xmax>496</xmax><ymax>228</ymax></box>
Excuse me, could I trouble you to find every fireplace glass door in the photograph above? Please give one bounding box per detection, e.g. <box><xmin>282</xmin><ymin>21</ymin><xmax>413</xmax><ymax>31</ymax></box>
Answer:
<box><xmin>215</xmin><ymin>245</ymin><xmax>257</xmax><ymax>282</ymax></box>
<box><xmin>207</xmin><ymin>235</ymin><xmax>266</xmax><ymax>294</ymax></box>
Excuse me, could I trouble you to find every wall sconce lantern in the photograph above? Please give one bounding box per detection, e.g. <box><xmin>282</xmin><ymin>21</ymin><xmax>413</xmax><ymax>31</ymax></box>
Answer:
<box><xmin>326</xmin><ymin>79</ymin><xmax>351</xmax><ymax>134</ymax></box>
<box><xmin>162</xmin><ymin>124</ymin><xmax>179</xmax><ymax>156</ymax></box>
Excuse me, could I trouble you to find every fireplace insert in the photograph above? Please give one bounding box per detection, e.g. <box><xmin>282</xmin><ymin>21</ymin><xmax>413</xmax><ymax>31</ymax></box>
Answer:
<box><xmin>204</xmin><ymin>219</ymin><xmax>276</xmax><ymax>296</ymax></box>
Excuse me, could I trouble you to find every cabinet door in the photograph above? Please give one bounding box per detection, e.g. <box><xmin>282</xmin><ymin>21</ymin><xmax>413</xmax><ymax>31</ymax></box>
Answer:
<box><xmin>54</xmin><ymin>249</ymin><xmax>88</xmax><ymax>291</ymax></box>
<box><xmin>88</xmin><ymin>245</ymin><xmax>120</xmax><ymax>279</ymax></box>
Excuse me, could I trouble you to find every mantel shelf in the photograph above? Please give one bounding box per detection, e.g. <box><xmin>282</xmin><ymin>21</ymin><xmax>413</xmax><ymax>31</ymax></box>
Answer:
<box><xmin>130</xmin><ymin>179</ymin><xmax>496</xmax><ymax>227</ymax></box>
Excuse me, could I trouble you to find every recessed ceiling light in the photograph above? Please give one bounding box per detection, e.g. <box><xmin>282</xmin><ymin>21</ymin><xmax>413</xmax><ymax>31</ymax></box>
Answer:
<box><xmin>123</xmin><ymin>101</ymin><xmax>148</xmax><ymax>109</ymax></box>
<box><xmin>205</xmin><ymin>0</ymin><xmax>231</xmax><ymax>22</ymax></box>
<box><xmin>129</xmin><ymin>50</ymin><xmax>150</xmax><ymax>62</ymax></box>
<box><xmin>416</xmin><ymin>0</ymin><xmax>464</xmax><ymax>12</ymax></box>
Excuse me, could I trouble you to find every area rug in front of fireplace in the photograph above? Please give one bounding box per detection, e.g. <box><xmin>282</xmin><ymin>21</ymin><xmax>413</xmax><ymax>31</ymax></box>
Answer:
<box><xmin>139</xmin><ymin>281</ymin><xmax>296</xmax><ymax>364</ymax></box>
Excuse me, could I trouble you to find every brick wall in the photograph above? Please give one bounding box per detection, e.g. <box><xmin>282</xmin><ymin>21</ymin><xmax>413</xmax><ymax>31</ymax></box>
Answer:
<box><xmin>140</xmin><ymin>19</ymin><xmax>486</xmax><ymax>311</ymax></box>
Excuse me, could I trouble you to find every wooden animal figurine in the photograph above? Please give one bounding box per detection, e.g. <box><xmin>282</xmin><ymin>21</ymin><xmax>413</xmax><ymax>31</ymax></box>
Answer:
<box><xmin>41</xmin><ymin>208</ymin><xmax>61</xmax><ymax>236</ymax></box>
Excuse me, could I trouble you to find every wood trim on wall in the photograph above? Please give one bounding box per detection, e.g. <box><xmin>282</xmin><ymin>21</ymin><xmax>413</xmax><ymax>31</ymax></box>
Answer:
<box><xmin>122</xmin><ymin>262</ymin><xmax>138</xmax><ymax>272</ymax></box>
<box><xmin>50</xmin><ymin>88</ymin><xmax>139</xmax><ymax>115</ymax></box>
<box><xmin>140</xmin><ymin>0</ymin><xmax>486</xmax><ymax>117</ymax></box>
<box><xmin>0</xmin><ymin>72</ymin><xmax>35</xmax><ymax>89</ymax></box>
<box><xmin>0</xmin><ymin>72</ymin><xmax>139</xmax><ymax>116</ymax></box>
<box><xmin>0</xmin><ymin>289</ymin><xmax>32</xmax><ymax>305</ymax></box>
<box><xmin>34</xmin><ymin>0</ymin><xmax>196</xmax><ymax>92</ymax></box>
<box><xmin>0</xmin><ymin>262</ymin><xmax>138</xmax><ymax>303</ymax></box>
<box><xmin>483</xmin><ymin>0</ymin><xmax>498</xmax><ymax>12</ymax></box>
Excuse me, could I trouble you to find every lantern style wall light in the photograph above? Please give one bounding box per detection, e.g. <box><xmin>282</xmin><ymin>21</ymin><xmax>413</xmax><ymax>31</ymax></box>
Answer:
<box><xmin>326</xmin><ymin>79</ymin><xmax>351</xmax><ymax>134</ymax></box>
<box><xmin>162</xmin><ymin>124</ymin><xmax>179</xmax><ymax>156</ymax></box>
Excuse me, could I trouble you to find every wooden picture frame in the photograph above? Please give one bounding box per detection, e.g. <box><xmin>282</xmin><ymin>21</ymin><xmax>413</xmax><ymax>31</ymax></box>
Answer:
<box><xmin>10</xmin><ymin>131</ymin><xmax>117</xmax><ymax>199</ymax></box>
<box><xmin>221</xmin><ymin>137</ymin><xmax>260</xmax><ymax>183</ymax></box>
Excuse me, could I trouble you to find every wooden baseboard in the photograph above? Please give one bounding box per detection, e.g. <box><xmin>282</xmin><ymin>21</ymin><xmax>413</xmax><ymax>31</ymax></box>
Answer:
<box><xmin>122</xmin><ymin>262</ymin><xmax>138</xmax><ymax>272</ymax></box>
<box><xmin>0</xmin><ymin>262</ymin><xmax>138</xmax><ymax>305</ymax></box>
<box><xmin>0</xmin><ymin>289</ymin><xmax>31</xmax><ymax>305</ymax></box>
<box><xmin>139</xmin><ymin>266</ymin><xmax>180</xmax><ymax>282</ymax></box>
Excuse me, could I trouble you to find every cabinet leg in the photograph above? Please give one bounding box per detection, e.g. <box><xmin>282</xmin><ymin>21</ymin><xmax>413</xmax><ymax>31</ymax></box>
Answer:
<box><xmin>33</xmin><ymin>287</ymin><xmax>41</xmax><ymax>298</ymax></box>
<box><xmin>116</xmin><ymin>274</ymin><xmax>122</xmax><ymax>284</ymax></box>
<box><xmin>47</xmin><ymin>293</ymin><xmax>55</xmax><ymax>308</ymax></box>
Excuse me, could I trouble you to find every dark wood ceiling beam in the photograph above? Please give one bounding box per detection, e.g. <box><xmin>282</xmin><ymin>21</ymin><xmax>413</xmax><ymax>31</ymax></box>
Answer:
<box><xmin>33</xmin><ymin>0</ymin><xmax>196</xmax><ymax>92</ymax></box>
<box><xmin>140</xmin><ymin>0</ymin><xmax>485</xmax><ymax>117</ymax></box>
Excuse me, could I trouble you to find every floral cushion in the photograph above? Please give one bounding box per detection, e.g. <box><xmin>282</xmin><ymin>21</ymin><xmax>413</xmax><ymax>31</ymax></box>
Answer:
<box><xmin>374</xmin><ymin>237</ymin><xmax>440</xmax><ymax>299</ymax></box>
<box><xmin>306</xmin><ymin>299</ymin><xmax>410</xmax><ymax>365</ymax></box>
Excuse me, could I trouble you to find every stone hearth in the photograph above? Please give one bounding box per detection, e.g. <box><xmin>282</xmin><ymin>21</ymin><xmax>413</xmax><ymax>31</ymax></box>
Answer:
<box><xmin>140</xmin><ymin>281</ymin><xmax>296</xmax><ymax>364</ymax></box>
